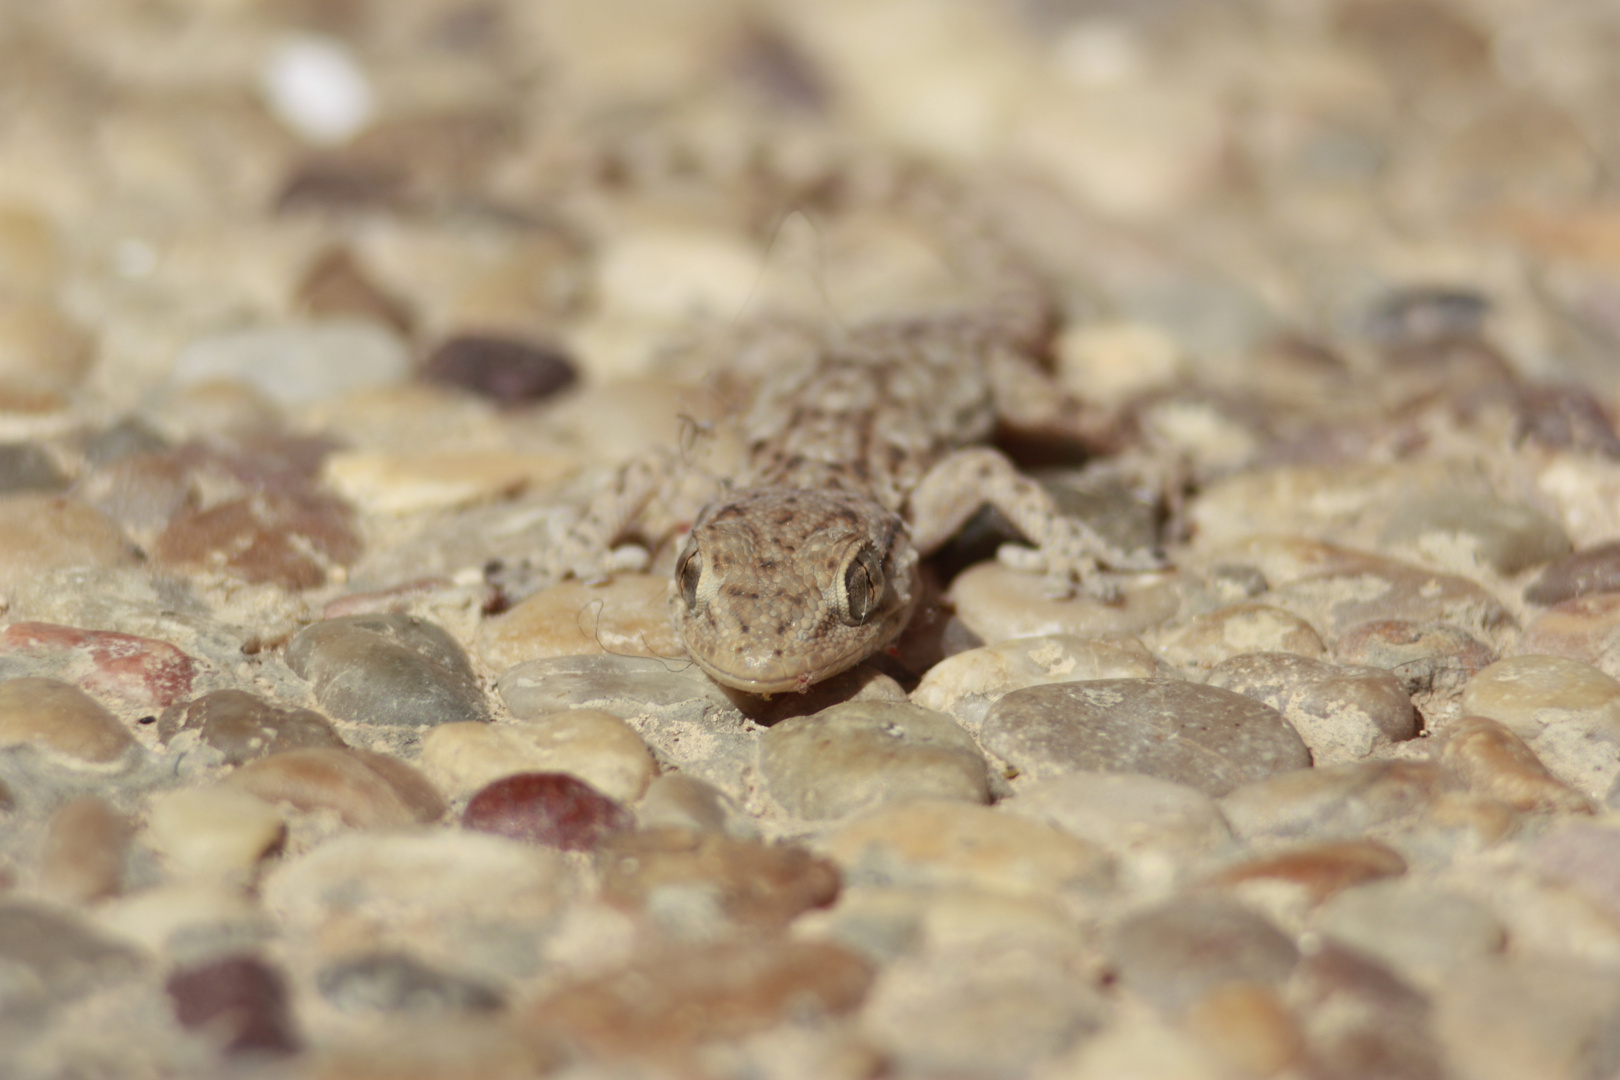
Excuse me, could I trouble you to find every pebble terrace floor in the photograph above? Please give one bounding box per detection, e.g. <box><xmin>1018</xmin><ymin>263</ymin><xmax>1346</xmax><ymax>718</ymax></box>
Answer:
<box><xmin>7</xmin><ymin>2</ymin><xmax>1620</xmax><ymax>1078</ymax></box>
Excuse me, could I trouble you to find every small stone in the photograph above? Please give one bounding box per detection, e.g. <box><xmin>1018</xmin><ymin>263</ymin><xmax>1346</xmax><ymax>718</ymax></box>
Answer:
<box><xmin>0</xmin><ymin>677</ymin><xmax>135</xmax><ymax>765</ymax></box>
<box><xmin>1381</xmin><ymin>493</ymin><xmax>1571</xmax><ymax>575</ymax></box>
<box><xmin>1363</xmin><ymin>287</ymin><xmax>1490</xmax><ymax>345</ymax></box>
<box><xmin>1334</xmin><ymin>620</ymin><xmax>1496</xmax><ymax>703</ymax></box>
<box><xmin>0</xmin><ymin>206</ymin><xmax>62</xmax><ymax>296</ymax></box>
<box><xmin>909</xmin><ymin>633</ymin><xmax>1162</xmax><ymax>730</ymax></box>
<box><xmin>1204</xmin><ymin>838</ymin><xmax>1407</xmax><ymax>906</ymax></box>
<box><xmin>1460</xmin><ymin>655</ymin><xmax>1620</xmax><ymax>800</ymax></box>
<box><xmin>420</xmin><ymin>710</ymin><xmax>656</xmax><ymax>802</ymax></box>
<box><xmin>947</xmin><ymin>562</ymin><xmax>1179</xmax><ymax>642</ymax></box>
<box><xmin>1107</xmin><ymin>896</ymin><xmax>1298</xmax><ymax>1015</ymax></box>
<box><xmin>527</xmin><ymin>937</ymin><xmax>872</xmax><ymax>1056</ymax></box>
<box><xmin>261</xmin><ymin>35</ymin><xmax>374</xmax><ymax>143</ymax></box>
<box><xmin>1218</xmin><ymin>761</ymin><xmax>1446</xmax><ymax>841</ymax></box>
<box><xmin>1156</xmin><ymin>604</ymin><xmax>1327</xmax><ymax>671</ymax></box>
<box><xmin>0</xmin><ymin>622</ymin><xmax>199</xmax><ymax>712</ymax></box>
<box><xmin>144</xmin><ymin>785</ymin><xmax>288</xmax><ymax>879</ymax></box>
<box><xmin>0</xmin><ymin>443</ymin><xmax>65</xmax><ymax>493</ymax></box>
<box><xmin>323</xmin><ymin>449</ymin><xmax>575</xmax><ymax>515</ymax></box>
<box><xmin>146</xmin><ymin>380</ymin><xmax>284</xmax><ymax>440</ymax></box>
<box><xmin>0</xmin><ymin>902</ymin><xmax>143</xmax><ymax>1005</ymax></box>
<box><xmin>316</xmin><ymin>951</ymin><xmax>503</xmax><ymax>1015</ymax></box>
<box><xmin>1514</xmin><ymin>593</ymin><xmax>1620</xmax><ymax>677</ymax></box>
<box><xmin>83</xmin><ymin>418</ymin><xmax>169</xmax><ymax>467</ymax></box>
<box><xmin>461</xmin><ymin>772</ymin><xmax>633</xmax><ymax>851</ymax></box>
<box><xmin>228</xmin><ymin>748</ymin><xmax>447</xmax><ymax>828</ymax></box>
<box><xmin>862</xmin><ymin>942</ymin><xmax>1107</xmax><ymax>1077</ymax></box>
<box><xmin>760</xmin><ymin>701</ymin><xmax>989</xmax><ymax>819</ymax></box>
<box><xmin>1315</xmin><ymin>879</ymin><xmax>1506</xmax><ymax>983</ymax></box>
<box><xmin>476</xmin><ymin>575</ymin><xmax>683</xmax><ymax>673</ymax></box>
<box><xmin>637</xmin><ymin>774</ymin><xmax>752</xmax><ymax>836</ymax></box>
<box><xmin>1437</xmin><ymin>716</ymin><xmax>1592</xmax><ymax>814</ymax></box>
<box><xmin>166</xmin><ymin>955</ymin><xmax>299</xmax><ymax>1056</ymax></box>
<box><xmin>597</xmin><ymin>828</ymin><xmax>840</xmax><ymax>931</ymax></box>
<box><xmin>0</xmin><ymin>495</ymin><xmax>138</xmax><ymax>590</ymax></box>
<box><xmin>157</xmin><ymin>689</ymin><xmax>345</xmax><ymax>765</ymax></box>
<box><xmin>286</xmin><ymin>613</ymin><xmax>490</xmax><ymax>728</ymax></box>
<box><xmin>0</xmin><ymin>302</ymin><xmax>94</xmax><ymax>408</ymax></box>
<box><xmin>980</xmin><ymin>679</ymin><xmax>1310</xmax><ymax>796</ymax></box>
<box><xmin>153</xmin><ymin>489</ymin><xmax>361</xmax><ymax>590</ymax></box>
<box><xmin>168</xmin><ymin>321</ymin><xmax>408</xmax><ymax>409</ymax></box>
<box><xmin>824</xmin><ymin>798</ymin><xmax>1113</xmax><ymax>897</ymax></box>
<box><xmin>73</xmin><ymin>452</ymin><xmax>192</xmax><ymax>544</ymax></box>
<box><xmin>420</xmin><ymin>334</ymin><xmax>577</xmax><ymax>403</ymax></box>
<box><xmin>92</xmin><ymin>883</ymin><xmax>267</xmax><ymax>960</ymax></box>
<box><xmin>295</xmin><ymin>246</ymin><xmax>414</xmax><ymax>336</ymax></box>
<box><xmin>1205</xmin><ymin>652</ymin><xmax>1416</xmax><ymax>765</ymax></box>
<box><xmin>499</xmin><ymin>654</ymin><xmax>730</xmax><ymax>718</ymax></box>
<box><xmin>1526</xmin><ymin>542</ymin><xmax>1620</xmax><ymax>606</ymax></box>
<box><xmin>37</xmin><ymin>796</ymin><xmax>132</xmax><ymax>903</ymax></box>
<box><xmin>1001</xmin><ymin>773</ymin><xmax>1231</xmax><ymax>868</ymax></box>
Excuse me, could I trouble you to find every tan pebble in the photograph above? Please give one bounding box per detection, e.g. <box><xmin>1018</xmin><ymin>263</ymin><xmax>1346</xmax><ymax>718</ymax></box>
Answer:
<box><xmin>1461</xmin><ymin>654</ymin><xmax>1620</xmax><ymax>740</ymax></box>
<box><xmin>824</xmin><ymin>797</ymin><xmax>1113</xmax><ymax>898</ymax></box>
<box><xmin>38</xmin><ymin>796</ymin><xmax>132</xmax><ymax>902</ymax></box>
<box><xmin>0</xmin><ymin>676</ymin><xmax>134</xmax><ymax>765</ymax></box>
<box><xmin>1437</xmin><ymin>715</ymin><xmax>1593</xmax><ymax>814</ymax></box>
<box><xmin>0</xmin><ymin>205</ymin><xmax>63</xmax><ymax>295</ymax></box>
<box><xmin>448</xmin><ymin>234</ymin><xmax>586</xmax><ymax>331</ymax></box>
<box><xmin>947</xmin><ymin>561</ymin><xmax>1178</xmax><ymax>644</ymax></box>
<box><xmin>1426</xmin><ymin>791</ymin><xmax>1523</xmax><ymax>845</ymax></box>
<box><xmin>594</xmin><ymin>226</ymin><xmax>763</xmax><ymax>321</ymax></box>
<box><xmin>226</xmin><ymin>748</ymin><xmax>446</xmax><ymax>828</ymax></box>
<box><xmin>1155</xmin><ymin>603</ymin><xmax>1326</xmax><ymax>671</ymax></box>
<box><xmin>0</xmin><ymin>301</ymin><xmax>93</xmax><ymax>405</ymax></box>
<box><xmin>1001</xmin><ymin>772</ymin><xmax>1231</xmax><ymax>868</ymax></box>
<box><xmin>1183</xmin><ymin>982</ymin><xmax>1305</xmax><ymax>1077</ymax></box>
<box><xmin>145</xmin><ymin>378</ymin><xmax>284</xmax><ymax>439</ymax></box>
<box><xmin>1055</xmin><ymin>320</ymin><xmax>1184</xmax><ymax>406</ymax></box>
<box><xmin>1204</xmin><ymin>838</ymin><xmax>1407</xmax><ymax>905</ymax></box>
<box><xmin>1513</xmin><ymin>593</ymin><xmax>1620</xmax><ymax>676</ymax></box>
<box><xmin>419</xmin><ymin>710</ymin><xmax>656</xmax><ymax>802</ymax></box>
<box><xmin>323</xmin><ymin>449</ymin><xmax>576</xmax><ymax>515</ymax></box>
<box><xmin>0</xmin><ymin>495</ymin><xmax>138</xmax><ymax>591</ymax></box>
<box><xmin>910</xmin><ymin>633</ymin><xmax>1161</xmax><ymax>728</ymax></box>
<box><xmin>636</xmin><ymin>773</ymin><xmax>750</xmax><ymax>836</ymax></box>
<box><xmin>294</xmin><ymin>245</ymin><xmax>414</xmax><ymax>336</ymax></box>
<box><xmin>144</xmin><ymin>785</ymin><xmax>287</xmax><ymax>878</ymax></box>
<box><xmin>477</xmin><ymin>573</ymin><xmax>683</xmax><ymax>672</ymax></box>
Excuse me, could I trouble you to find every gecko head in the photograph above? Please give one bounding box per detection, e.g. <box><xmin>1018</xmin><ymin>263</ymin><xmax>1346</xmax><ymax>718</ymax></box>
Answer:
<box><xmin>669</xmin><ymin>486</ymin><xmax>919</xmax><ymax>695</ymax></box>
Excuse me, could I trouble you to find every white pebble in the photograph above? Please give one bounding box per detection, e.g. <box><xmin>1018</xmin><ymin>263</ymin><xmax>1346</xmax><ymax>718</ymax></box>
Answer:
<box><xmin>261</xmin><ymin>35</ymin><xmax>375</xmax><ymax>145</ymax></box>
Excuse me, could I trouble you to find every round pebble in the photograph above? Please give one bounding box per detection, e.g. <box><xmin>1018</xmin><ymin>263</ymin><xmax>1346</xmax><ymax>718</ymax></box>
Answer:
<box><xmin>316</xmin><ymin>951</ymin><xmax>503</xmax><ymax>1015</ymax></box>
<box><xmin>636</xmin><ymin>773</ymin><xmax>753</xmax><ymax>836</ymax></box>
<box><xmin>1218</xmin><ymin>761</ymin><xmax>1447</xmax><ymax>841</ymax></box>
<box><xmin>476</xmin><ymin>574</ymin><xmax>683</xmax><ymax>673</ymax></box>
<box><xmin>0</xmin><ymin>621</ymin><xmax>200</xmax><ymax>712</ymax></box>
<box><xmin>1460</xmin><ymin>655</ymin><xmax>1620</xmax><ymax>800</ymax></box>
<box><xmin>760</xmin><ymin>701</ymin><xmax>989</xmax><ymax>819</ymax></box>
<box><xmin>419</xmin><ymin>709</ymin><xmax>657</xmax><ymax>802</ymax></box>
<box><xmin>461</xmin><ymin>772</ymin><xmax>634</xmax><ymax>852</ymax></box>
<box><xmin>980</xmin><ymin>679</ymin><xmax>1311</xmax><ymax>795</ymax></box>
<box><xmin>1205</xmin><ymin>652</ymin><xmax>1416</xmax><ymax>764</ymax></box>
<box><xmin>37</xmin><ymin>796</ymin><xmax>132</xmax><ymax>903</ymax></box>
<box><xmin>0</xmin><ymin>676</ymin><xmax>135</xmax><ymax>766</ymax></box>
<box><xmin>0</xmin><ymin>902</ymin><xmax>144</xmax><ymax>1006</ymax></box>
<box><xmin>1107</xmin><ymin>896</ymin><xmax>1298</xmax><ymax>1014</ymax></box>
<box><xmin>1513</xmin><ymin>593</ymin><xmax>1620</xmax><ymax>677</ymax></box>
<box><xmin>1000</xmin><ymin>772</ymin><xmax>1232</xmax><ymax>870</ymax></box>
<box><xmin>0</xmin><ymin>302</ymin><xmax>94</xmax><ymax>409</ymax></box>
<box><xmin>1526</xmin><ymin>541</ymin><xmax>1620</xmax><ymax>606</ymax></box>
<box><xmin>227</xmin><ymin>748</ymin><xmax>447</xmax><ymax>829</ymax></box>
<box><xmin>1436</xmin><ymin>715</ymin><xmax>1592</xmax><ymax>815</ymax></box>
<box><xmin>167</xmin><ymin>321</ymin><xmax>409</xmax><ymax>409</ymax></box>
<box><xmin>1204</xmin><ymin>837</ymin><xmax>1407</xmax><ymax>907</ymax></box>
<box><xmin>946</xmin><ymin>561</ymin><xmax>1179</xmax><ymax>642</ymax></box>
<box><xmin>294</xmin><ymin>246</ymin><xmax>414</xmax><ymax>335</ymax></box>
<box><xmin>1334</xmin><ymin>620</ymin><xmax>1496</xmax><ymax>703</ymax></box>
<box><xmin>144</xmin><ymin>785</ymin><xmax>288</xmax><ymax>879</ymax></box>
<box><xmin>1155</xmin><ymin>604</ymin><xmax>1327</xmax><ymax>671</ymax></box>
<box><xmin>322</xmin><ymin>449</ymin><xmax>576</xmax><ymax>516</ymax></box>
<box><xmin>0</xmin><ymin>496</ymin><xmax>138</xmax><ymax>591</ymax></box>
<box><xmin>1315</xmin><ymin>879</ymin><xmax>1506</xmax><ymax>984</ymax></box>
<box><xmin>154</xmin><ymin>489</ymin><xmax>361</xmax><ymax>590</ymax></box>
<box><xmin>157</xmin><ymin>689</ymin><xmax>345</xmax><ymax>765</ymax></box>
<box><xmin>420</xmin><ymin>334</ymin><xmax>578</xmax><ymax>403</ymax></box>
<box><xmin>286</xmin><ymin>613</ymin><xmax>491</xmax><ymax>728</ymax></box>
<box><xmin>261</xmin><ymin>35</ymin><xmax>375</xmax><ymax>144</ymax></box>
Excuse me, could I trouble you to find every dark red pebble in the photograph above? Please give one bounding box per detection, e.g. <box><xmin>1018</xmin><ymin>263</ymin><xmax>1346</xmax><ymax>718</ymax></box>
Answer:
<box><xmin>165</xmin><ymin>955</ymin><xmax>300</xmax><ymax>1057</ymax></box>
<box><xmin>461</xmin><ymin>772</ymin><xmax>634</xmax><ymax>852</ymax></box>
<box><xmin>420</xmin><ymin>335</ymin><xmax>577</xmax><ymax>403</ymax></box>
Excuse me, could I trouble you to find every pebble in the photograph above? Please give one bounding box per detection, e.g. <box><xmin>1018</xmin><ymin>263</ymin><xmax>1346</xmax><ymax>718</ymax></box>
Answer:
<box><xmin>1513</xmin><ymin>593</ymin><xmax>1620</xmax><ymax>677</ymax></box>
<box><xmin>167</xmin><ymin>321</ymin><xmax>409</xmax><ymax>409</ymax></box>
<box><xmin>759</xmin><ymin>701</ymin><xmax>989</xmax><ymax>819</ymax></box>
<box><xmin>420</xmin><ymin>710</ymin><xmax>657</xmax><ymax>802</ymax></box>
<box><xmin>0</xmin><ymin>901</ymin><xmax>144</xmax><ymax>1006</ymax></box>
<box><xmin>526</xmin><ymin>937</ymin><xmax>873</xmax><ymax>1057</ymax></box>
<box><xmin>1314</xmin><ymin>879</ymin><xmax>1507</xmax><ymax>984</ymax></box>
<box><xmin>1001</xmin><ymin>773</ymin><xmax>1231</xmax><ymax>874</ymax></box>
<box><xmin>1434</xmin><ymin>957</ymin><xmax>1620</xmax><ymax>1080</ymax></box>
<box><xmin>0</xmin><ymin>621</ymin><xmax>199</xmax><ymax>712</ymax></box>
<box><xmin>0</xmin><ymin>443</ymin><xmax>66</xmax><ymax>493</ymax></box>
<box><xmin>286</xmin><ymin>613</ymin><xmax>491</xmax><ymax>728</ymax></box>
<box><xmin>1460</xmin><ymin>655</ymin><xmax>1620</xmax><ymax>800</ymax></box>
<box><xmin>1525</xmin><ymin>541</ymin><xmax>1620</xmax><ymax>606</ymax></box>
<box><xmin>476</xmin><ymin>574</ymin><xmax>683</xmax><ymax>674</ymax></box>
<box><xmin>1526</xmin><ymin>821</ymin><xmax>1620</xmax><ymax>924</ymax></box>
<box><xmin>165</xmin><ymin>955</ymin><xmax>300</xmax><ymax>1056</ymax></box>
<box><xmin>0</xmin><ymin>495</ymin><xmax>138</xmax><ymax>591</ymax></box>
<box><xmin>1218</xmin><ymin>761</ymin><xmax>1447</xmax><ymax>841</ymax></box>
<box><xmin>322</xmin><ymin>449</ymin><xmax>575</xmax><ymax>516</ymax></box>
<box><xmin>36</xmin><ymin>796</ymin><xmax>132</xmax><ymax>903</ymax></box>
<box><xmin>946</xmin><ymin>561</ymin><xmax>1180</xmax><ymax>643</ymax></box>
<box><xmin>909</xmin><ymin>633</ymin><xmax>1162</xmax><ymax>729</ymax></box>
<box><xmin>0</xmin><ymin>302</ymin><xmax>94</xmax><ymax>410</ymax></box>
<box><xmin>0</xmin><ymin>676</ymin><xmax>135</xmax><ymax>766</ymax></box>
<box><xmin>499</xmin><ymin>654</ymin><xmax>730</xmax><ymax>718</ymax></box>
<box><xmin>979</xmin><ymin>679</ymin><xmax>1310</xmax><ymax>795</ymax></box>
<box><xmin>420</xmin><ymin>334</ymin><xmax>578</xmax><ymax>403</ymax></box>
<box><xmin>0</xmin><ymin>205</ymin><xmax>62</xmax><ymax>296</ymax></box>
<box><xmin>861</xmin><ymin>942</ymin><xmax>1107</xmax><ymax>1076</ymax></box>
<box><xmin>1380</xmin><ymin>493</ymin><xmax>1571</xmax><ymax>575</ymax></box>
<box><xmin>1436</xmin><ymin>715</ymin><xmax>1592</xmax><ymax>815</ymax></box>
<box><xmin>93</xmin><ymin>883</ymin><xmax>269</xmax><ymax>960</ymax></box>
<box><xmin>1107</xmin><ymin>896</ymin><xmax>1298</xmax><ymax>1014</ymax></box>
<box><xmin>460</xmin><ymin>772</ymin><xmax>633</xmax><ymax>852</ymax></box>
<box><xmin>153</xmin><ymin>488</ymin><xmax>361</xmax><ymax>590</ymax></box>
<box><xmin>1204</xmin><ymin>652</ymin><xmax>1416</xmax><ymax>764</ymax></box>
<box><xmin>227</xmin><ymin>748</ymin><xmax>447</xmax><ymax>829</ymax></box>
<box><xmin>824</xmin><ymin>797</ymin><xmax>1113</xmax><ymax>898</ymax></box>
<box><xmin>1154</xmin><ymin>604</ymin><xmax>1327</xmax><ymax>671</ymax></box>
<box><xmin>1333</xmin><ymin>619</ymin><xmax>1496</xmax><ymax>704</ymax></box>
<box><xmin>597</xmin><ymin>827</ymin><xmax>840</xmax><ymax>932</ymax></box>
<box><xmin>1204</xmin><ymin>837</ymin><xmax>1407</xmax><ymax>907</ymax></box>
<box><xmin>294</xmin><ymin>246</ymin><xmax>414</xmax><ymax>336</ymax></box>
<box><xmin>157</xmin><ymin>689</ymin><xmax>345</xmax><ymax>765</ymax></box>
<box><xmin>261</xmin><ymin>35</ymin><xmax>374</xmax><ymax>143</ymax></box>
<box><xmin>315</xmin><ymin>951</ymin><xmax>503</xmax><ymax>1015</ymax></box>
<box><xmin>143</xmin><ymin>785</ymin><xmax>287</xmax><ymax>879</ymax></box>
<box><xmin>636</xmin><ymin>773</ymin><xmax>752</xmax><ymax>836</ymax></box>
<box><xmin>1289</xmin><ymin>942</ymin><xmax>1448</xmax><ymax>1079</ymax></box>
<box><xmin>73</xmin><ymin>452</ymin><xmax>192</xmax><ymax>544</ymax></box>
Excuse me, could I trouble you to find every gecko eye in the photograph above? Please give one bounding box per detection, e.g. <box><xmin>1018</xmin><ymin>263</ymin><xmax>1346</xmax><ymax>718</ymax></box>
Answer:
<box><xmin>837</xmin><ymin>545</ymin><xmax>885</xmax><ymax>625</ymax></box>
<box><xmin>678</xmin><ymin>550</ymin><xmax>703</xmax><ymax>611</ymax></box>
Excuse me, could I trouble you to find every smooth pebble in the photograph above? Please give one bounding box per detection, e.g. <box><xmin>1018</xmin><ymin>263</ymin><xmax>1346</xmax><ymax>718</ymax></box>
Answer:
<box><xmin>157</xmin><ymin>689</ymin><xmax>345</xmax><ymax>765</ymax></box>
<box><xmin>420</xmin><ymin>709</ymin><xmax>656</xmax><ymax>802</ymax></box>
<box><xmin>168</xmin><ymin>320</ymin><xmax>408</xmax><ymax>408</ymax></box>
<box><xmin>144</xmin><ymin>785</ymin><xmax>287</xmax><ymax>879</ymax></box>
<box><xmin>1155</xmin><ymin>604</ymin><xmax>1326</xmax><ymax>670</ymax></box>
<box><xmin>461</xmin><ymin>772</ymin><xmax>633</xmax><ymax>852</ymax></box>
<box><xmin>166</xmin><ymin>955</ymin><xmax>300</xmax><ymax>1056</ymax></box>
<box><xmin>1205</xmin><ymin>652</ymin><xmax>1416</xmax><ymax>764</ymax></box>
<box><xmin>227</xmin><ymin>748</ymin><xmax>447</xmax><ymax>829</ymax></box>
<box><xmin>0</xmin><ymin>676</ymin><xmax>135</xmax><ymax>766</ymax></box>
<box><xmin>286</xmin><ymin>613</ymin><xmax>490</xmax><ymax>728</ymax></box>
<box><xmin>476</xmin><ymin>574</ymin><xmax>683</xmax><ymax>673</ymax></box>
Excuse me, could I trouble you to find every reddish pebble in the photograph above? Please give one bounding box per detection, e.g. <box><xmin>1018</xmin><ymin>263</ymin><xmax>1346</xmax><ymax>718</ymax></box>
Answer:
<box><xmin>461</xmin><ymin>772</ymin><xmax>633</xmax><ymax>851</ymax></box>
<box><xmin>0</xmin><ymin>621</ymin><xmax>197</xmax><ymax>709</ymax></box>
<box><xmin>420</xmin><ymin>334</ymin><xmax>577</xmax><ymax>403</ymax></box>
<box><xmin>166</xmin><ymin>955</ymin><xmax>300</xmax><ymax>1056</ymax></box>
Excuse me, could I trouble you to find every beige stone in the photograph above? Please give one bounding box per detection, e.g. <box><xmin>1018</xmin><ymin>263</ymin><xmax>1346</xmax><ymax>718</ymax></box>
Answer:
<box><xmin>477</xmin><ymin>573</ymin><xmax>683</xmax><ymax>672</ymax></box>
<box><xmin>1154</xmin><ymin>603</ymin><xmax>1326</xmax><ymax>671</ymax></box>
<box><xmin>420</xmin><ymin>709</ymin><xmax>657</xmax><ymax>802</ymax></box>
<box><xmin>911</xmin><ymin>633</ymin><xmax>1161</xmax><ymax>729</ymax></box>
<box><xmin>0</xmin><ymin>496</ymin><xmax>138</xmax><ymax>592</ymax></box>
<box><xmin>226</xmin><ymin>748</ymin><xmax>447</xmax><ymax>829</ymax></box>
<box><xmin>947</xmin><ymin>562</ymin><xmax>1178</xmax><ymax>644</ymax></box>
<box><xmin>38</xmin><ymin>796</ymin><xmax>132</xmax><ymax>903</ymax></box>
<box><xmin>144</xmin><ymin>785</ymin><xmax>288</xmax><ymax>878</ymax></box>
<box><xmin>0</xmin><ymin>676</ymin><xmax>134</xmax><ymax>765</ymax></box>
<box><xmin>323</xmin><ymin>450</ymin><xmax>576</xmax><ymax>515</ymax></box>
<box><xmin>0</xmin><ymin>301</ymin><xmax>93</xmax><ymax>406</ymax></box>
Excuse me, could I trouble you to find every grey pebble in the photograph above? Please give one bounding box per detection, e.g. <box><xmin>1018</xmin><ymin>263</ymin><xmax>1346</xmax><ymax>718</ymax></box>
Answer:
<box><xmin>316</xmin><ymin>951</ymin><xmax>504</xmax><ymax>1015</ymax></box>
<box><xmin>1107</xmin><ymin>895</ymin><xmax>1298</xmax><ymax>1014</ymax></box>
<box><xmin>0</xmin><ymin>444</ymin><xmax>66</xmax><ymax>493</ymax></box>
<box><xmin>0</xmin><ymin>902</ymin><xmax>143</xmax><ymax>1014</ymax></box>
<box><xmin>980</xmin><ymin>679</ymin><xmax>1310</xmax><ymax>796</ymax></box>
<box><xmin>1205</xmin><ymin>652</ymin><xmax>1415</xmax><ymax>764</ymax></box>
<box><xmin>760</xmin><ymin>701</ymin><xmax>990</xmax><ymax>820</ymax></box>
<box><xmin>1218</xmin><ymin>761</ymin><xmax>1444</xmax><ymax>841</ymax></box>
<box><xmin>1381</xmin><ymin>493</ymin><xmax>1570</xmax><ymax>575</ymax></box>
<box><xmin>286</xmin><ymin>613</ymin><xmax>489</xmax><ymax>728</ymax></box>
<box><xmin>158</xmin><ymin>689</ymin><xmax>344</xmax><ymax>764</ymax></box>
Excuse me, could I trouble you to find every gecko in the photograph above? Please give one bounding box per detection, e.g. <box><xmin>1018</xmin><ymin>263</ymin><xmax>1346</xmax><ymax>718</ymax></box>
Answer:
<box><xmin>537</xmin><ymin>218</ymin><xmax>1165</xmax><ymax>695</ymax></box>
